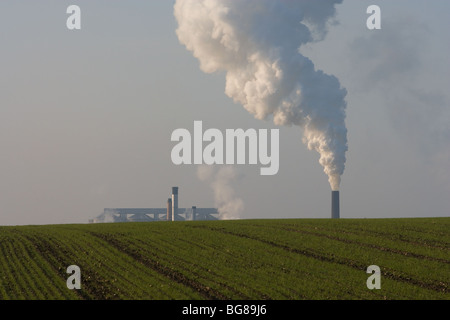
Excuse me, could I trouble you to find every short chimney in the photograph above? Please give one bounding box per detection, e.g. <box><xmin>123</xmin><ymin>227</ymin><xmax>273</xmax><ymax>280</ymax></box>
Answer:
<box><xmin>192</xmin><ymin>206</ymin><xmax>196</xmax><ymax>221</ymax></box>
<box><xmin>172</xmin><ymin>187</ymin><xmax>178</xmax><ymax>221</ymax></box>
<box><xmin>167</xmin><ymin>198</ymin><xmax>172</xmax><ymax>221</ymax></box>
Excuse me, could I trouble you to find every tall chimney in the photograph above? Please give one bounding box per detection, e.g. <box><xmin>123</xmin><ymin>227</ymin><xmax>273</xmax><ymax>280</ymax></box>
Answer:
<box><xmin>331</xmin><ymin>191</ymin><xmax>340</xmax><ymax>219</ymax></box>
<box><xmin>167</xmin><ymin>198</ymin><xmax>172</xmax><ymax>221</ymax></box>
<box><xmin>172</xmin><ymin>187</ymin><xmax>178</xmax><ymax>221</ymax></box>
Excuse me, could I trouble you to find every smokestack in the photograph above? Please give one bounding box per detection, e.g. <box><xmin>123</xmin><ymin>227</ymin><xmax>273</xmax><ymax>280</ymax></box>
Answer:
<box><xmin>192</xmin><ymin>206</ymin><xmax>196</xmax><ymax>221</ymax></box>
<box><xmin>172</xmin><ymin>187</ymin><xmax>178</xmax><ymax>221</ymax></box>
<box><xmin>331</xmin><ymin>191</ymin><xmax>340</xmax><ymax>219</ymax></box>
<box><xmin>167</xmin><ymin>198</ymin><xmax>172</xmax><ymax>221</ymax></box>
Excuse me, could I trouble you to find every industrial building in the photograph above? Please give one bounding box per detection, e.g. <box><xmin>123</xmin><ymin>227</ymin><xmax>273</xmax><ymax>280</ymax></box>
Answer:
<box><xmin>89</xmin><ymin>187</ymin><xmax>219</xmax><ymax>223</ymax></box>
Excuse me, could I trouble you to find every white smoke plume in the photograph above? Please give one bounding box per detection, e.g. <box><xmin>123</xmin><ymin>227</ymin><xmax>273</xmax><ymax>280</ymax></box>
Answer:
<box><xmin>175</xmin><ymin>0</ymin><xmax>348</xmax><ymax>190</ymax></box>
<box><xmin>197</xmin><ymin>165</ymin><xmax>244</xmax><ymax>220</ymax></box>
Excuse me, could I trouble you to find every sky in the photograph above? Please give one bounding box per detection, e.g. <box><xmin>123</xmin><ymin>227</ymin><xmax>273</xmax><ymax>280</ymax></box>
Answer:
<box><xmin>0</xmin><ymin>0</ymin><xmax>449</xmax><ymax>226</ymax></box>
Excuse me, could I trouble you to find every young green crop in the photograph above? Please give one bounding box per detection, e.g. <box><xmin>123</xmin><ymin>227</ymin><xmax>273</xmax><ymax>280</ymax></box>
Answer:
<box><xmin>0</xmin><ymin>218</ymin><xmax>448</xmax><ymax>300</ymax></box>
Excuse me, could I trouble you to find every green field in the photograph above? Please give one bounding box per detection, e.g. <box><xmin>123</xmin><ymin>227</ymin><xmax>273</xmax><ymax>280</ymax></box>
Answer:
<box><xmin>0</xmin><ymin>218</ymin><xmax>449</xmax><ymax>300</ymax></box>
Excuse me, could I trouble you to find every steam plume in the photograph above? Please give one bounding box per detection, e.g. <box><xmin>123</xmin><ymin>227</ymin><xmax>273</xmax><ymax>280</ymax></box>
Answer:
<box><xmin>175</xmin><ymin>0</ymin><xmax>348</xmax><ymax>190</ymax></box>
<box><xmin>197</xmin><ymin>165</ymin><xmax>244</xmax><ymax>220</ymax></box>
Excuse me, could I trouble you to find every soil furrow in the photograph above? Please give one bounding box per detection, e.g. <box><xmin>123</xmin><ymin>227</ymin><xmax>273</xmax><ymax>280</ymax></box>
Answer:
<box><xmin>279</xmin><ymin>226</ymin><xmax>450</xmax><ymax>264</ymax></box>
<box><xmin>192</xmin><ymin>225</ymin><xmax>448</xmax><ymax>294</ymax></box>
<box><xmin>90</xmin><ymin>232</ymin><xmax>229</xmax><ymax>300</ymax></box>
<box><xmin>20</xmin><ymin>233</ymin><xmax>99</xmax><ymax>300</ymax></box>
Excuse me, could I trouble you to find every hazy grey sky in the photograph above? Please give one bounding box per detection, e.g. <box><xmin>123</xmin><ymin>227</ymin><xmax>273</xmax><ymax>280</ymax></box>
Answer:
<box><xmin>1</xmin><ymin>0</ymin><xmax>449</xmax><ymax>225</ymax></box>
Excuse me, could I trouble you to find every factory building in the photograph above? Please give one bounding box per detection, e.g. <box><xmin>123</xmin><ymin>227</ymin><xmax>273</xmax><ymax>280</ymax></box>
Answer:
<box><xmin>89</xmin><ymin>187</ymin><xmax>218</xmax><ymax>223</ymax></box>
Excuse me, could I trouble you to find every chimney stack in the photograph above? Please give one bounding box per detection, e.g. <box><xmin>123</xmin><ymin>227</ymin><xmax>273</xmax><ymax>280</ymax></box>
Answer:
<box><xmin>331</xmin><ymin>191</ymin><xmax>340</xmax><ymax>219</ymax></box>
<box><xmin>172</xmin><ymin>187</ymin><xmax>178</xmax><ymax>221</ymax></box>
<box><xmin>192</xmin><ymin>206</ymin><xmax>196</xmax><ymax>221</ymax></box>
<box><xmin>167</xmin><ymin>198</ymin><xmax>172</xmax><ymax>221</ymax></box>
